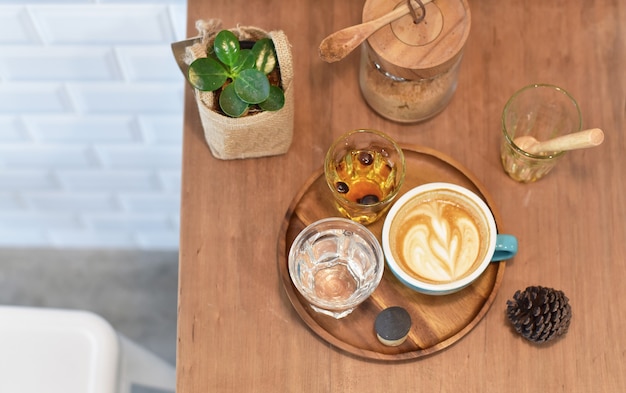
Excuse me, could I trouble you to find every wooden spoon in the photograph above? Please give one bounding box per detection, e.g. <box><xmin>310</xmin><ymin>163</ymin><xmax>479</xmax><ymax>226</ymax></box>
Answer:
<box><xmin>319</xmin><ymin>0</ymin><xmax>433</xmax><ymax>63</ymax></box>
<box><xmin>514</xmin><ymin>128</ymin><xmax>605</xmax><ymax>155</ymax></box>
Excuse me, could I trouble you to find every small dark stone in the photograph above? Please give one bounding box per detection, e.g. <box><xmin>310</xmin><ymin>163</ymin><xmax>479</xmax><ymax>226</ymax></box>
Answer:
<box><xmin>358</xmin><ymin>194</ymin><xmax>379</xmax><ymax>205</ymax></box>
<box><xmin>358</xmin><ymin>151</ymin><xmax>374</xmax><ymax>166</ymax></box>
<box><xmin>335</xmin><ymin>182</ymin><xmax>349</xmax><ymax>194</ymax></box>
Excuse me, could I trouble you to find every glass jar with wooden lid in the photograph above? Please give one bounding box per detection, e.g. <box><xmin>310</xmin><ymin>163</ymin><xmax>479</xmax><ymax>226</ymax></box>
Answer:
<box><xmin>359</xmin><ymin>0</ymin><xmax>471</xmax><ymax>123</ymax></box>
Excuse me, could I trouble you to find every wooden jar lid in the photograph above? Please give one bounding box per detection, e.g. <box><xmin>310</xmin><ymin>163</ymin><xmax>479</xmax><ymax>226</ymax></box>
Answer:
<box><xmin>363</xmin><ymin>0</ymin><xmax>471</xmax><ymax>80</ymax></box>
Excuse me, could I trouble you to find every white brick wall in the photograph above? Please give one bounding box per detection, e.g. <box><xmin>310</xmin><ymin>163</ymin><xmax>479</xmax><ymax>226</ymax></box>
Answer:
<box><xmin>0</xmin><ymin>1</ymin><xmax>187</xmax><ymax>250</ymax></box>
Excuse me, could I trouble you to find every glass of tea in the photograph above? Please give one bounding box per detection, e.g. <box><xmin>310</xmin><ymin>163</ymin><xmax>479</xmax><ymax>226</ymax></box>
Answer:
<box><xmin>324</xmin><ymin>129</ymin><xmax>405</xmax><ymax>225</ymax></box>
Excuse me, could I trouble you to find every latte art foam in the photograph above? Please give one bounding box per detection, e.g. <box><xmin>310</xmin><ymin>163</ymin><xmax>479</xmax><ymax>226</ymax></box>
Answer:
<box><xmin>396</xmin><ymin>199</ymin><xmax>483</xmax><ymax>283</ymax></box>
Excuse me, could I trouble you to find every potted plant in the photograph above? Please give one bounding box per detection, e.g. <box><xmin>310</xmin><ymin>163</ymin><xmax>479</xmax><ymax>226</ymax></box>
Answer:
<box><xmin>184</xmin><ymin>19</ymin><xmax>294</xmax><ymax>160</ymax></box>
<box><xmin>188</xmin><ymin>30</ymin><xmax>285</xmax><ymax>118</ymax></box>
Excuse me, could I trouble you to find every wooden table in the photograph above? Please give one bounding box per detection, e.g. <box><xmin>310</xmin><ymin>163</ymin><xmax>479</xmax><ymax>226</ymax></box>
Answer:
<box><xmin>177</xmin><ymin>0</ymin><xmax>626</xmax><ymax>391</ymax></box>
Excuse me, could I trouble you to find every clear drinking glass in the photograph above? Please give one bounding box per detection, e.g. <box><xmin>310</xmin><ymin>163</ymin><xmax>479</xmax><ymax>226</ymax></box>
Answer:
<box><xmin>500</xmin><ymin>84</ymin><xmax>582</xmax><ymax>182</ymax></box>
<box><xmin>288</xmin><ymin>217</ymin><xmax>384</xmax><ymax>319</ymax></box>
<box><xmin>324</xmin><ymin>129</ymin><xmax>405</xmax><ymax>225</ymax></box>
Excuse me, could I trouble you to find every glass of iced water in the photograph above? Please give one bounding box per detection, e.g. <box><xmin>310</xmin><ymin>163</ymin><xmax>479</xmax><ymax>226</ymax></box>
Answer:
<box><xmin>288</xmin><ymin>217</ymin><xmax>384</xmax><ymax>319</ymax></box>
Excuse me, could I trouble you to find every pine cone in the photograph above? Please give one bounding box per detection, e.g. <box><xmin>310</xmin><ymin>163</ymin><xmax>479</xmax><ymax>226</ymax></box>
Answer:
<box><xmin>506</xmin><ymin>286</ymin><xmax>572</xmax><ymax>344</ymax></box>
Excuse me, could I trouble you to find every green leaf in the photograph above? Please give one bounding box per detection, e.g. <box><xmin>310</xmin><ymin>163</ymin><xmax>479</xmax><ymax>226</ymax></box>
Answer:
<box><xmin>252</xmin><ymin>38</ymin><xmax>277</xmax><ymax>74</ymax></box>
<box><xmin>213</xmin><ymin>30</ymin><xmax>240</xmax><ymax>67</ymax></box>
<box><xmin>219</xmin><ymin>83</ymin><xmax>249</xmax><ymax>117</ymax></box>
<box><xmin>230</xmin><ymin>49</ymin><xmax>255</xmax><ymax>76</ymax></box>
<box><xmin>258</xmin><ymin>85</ymin><xmax>285</xmax><ymax>111</ymax></box>
<box><xmin>187</xmin><ymin>57</ymin><xmax>228</xmax><ymax>91</ymax></box>
<box><xmin>234</xmin><ymin>69</ymin><xmax>270</xmax><ymax>104</ymax></box>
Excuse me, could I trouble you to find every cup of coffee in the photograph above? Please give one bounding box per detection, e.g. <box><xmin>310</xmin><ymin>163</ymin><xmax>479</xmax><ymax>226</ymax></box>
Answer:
<box><xmin>382</xmin><ymin>183</ymin><xmax>517</xmax><ymax>295</ymax></box>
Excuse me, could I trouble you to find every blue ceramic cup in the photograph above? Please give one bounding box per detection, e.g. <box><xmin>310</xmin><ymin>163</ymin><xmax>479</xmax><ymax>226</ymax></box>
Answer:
<box><xmin>382</xmin><ymin>183</ymin><xmax>518</xmax><ymax>295</ymax></box>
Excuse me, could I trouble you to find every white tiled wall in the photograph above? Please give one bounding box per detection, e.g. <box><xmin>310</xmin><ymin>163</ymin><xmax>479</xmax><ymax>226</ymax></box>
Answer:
<box><xmin>0</xmin><ymin>1</ymin><xmax>187</xmax><ymax>250</ymax></box>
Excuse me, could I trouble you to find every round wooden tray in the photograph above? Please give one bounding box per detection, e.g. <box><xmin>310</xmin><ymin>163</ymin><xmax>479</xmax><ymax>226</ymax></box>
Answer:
<box><xmin>277</xmin><ymin>145</ymin><xmax>506</xmax><ymax>361</ymax></box>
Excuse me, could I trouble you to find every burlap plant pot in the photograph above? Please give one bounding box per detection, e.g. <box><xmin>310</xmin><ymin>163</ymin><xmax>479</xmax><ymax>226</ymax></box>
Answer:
<box><xmin>184</xmin><ymin>19</ymin><xmax>294</xmax><ymax>160</ymax></box>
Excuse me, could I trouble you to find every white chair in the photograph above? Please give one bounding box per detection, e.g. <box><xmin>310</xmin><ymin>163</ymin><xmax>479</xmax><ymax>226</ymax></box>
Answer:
<box><xmin>0</xmin><ymin>305</ymin><xmax>176</xmax><ymax>393</ymax></box>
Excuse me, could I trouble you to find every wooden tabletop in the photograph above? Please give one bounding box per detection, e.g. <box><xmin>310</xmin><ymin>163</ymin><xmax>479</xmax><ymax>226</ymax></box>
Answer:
<box><xmin>177</xmin><ymin>0</ymin><xmax>626</xmax><ymax>392</ymax></box>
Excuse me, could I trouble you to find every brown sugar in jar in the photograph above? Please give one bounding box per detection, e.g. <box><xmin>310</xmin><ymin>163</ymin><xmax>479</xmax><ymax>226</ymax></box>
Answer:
<box><xmin>360</xmin><ymin>43</ymin><xmax>463</xmax><ymax>123</ymax></box>
<box><xmin>359</xmin><ymin>0</ymin><xmax>471</xmax><ymax>123</ymax></box>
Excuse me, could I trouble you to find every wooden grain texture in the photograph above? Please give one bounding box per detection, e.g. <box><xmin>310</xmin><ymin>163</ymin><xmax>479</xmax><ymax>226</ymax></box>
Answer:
<box><xmin>363</xmin><ymin>0</ymin><xmax>471</xmax><ymax>78</ymax></box>
<box><xmin>177</xmin><ymin>0</ymin><xmax>626</xmax><ymax>392</ymax></box>
<box><xmin>277</xmin><ymin>146</ymin><xmax>506</xmax><ymax>360</ymax></box>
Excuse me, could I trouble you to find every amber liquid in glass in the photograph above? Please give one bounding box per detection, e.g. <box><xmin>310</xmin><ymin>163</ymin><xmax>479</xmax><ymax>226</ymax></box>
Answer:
<box><xmin>331</xmin><ymin>149</ymin><xmax>397</xmax><ymax>206</ymax></box>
